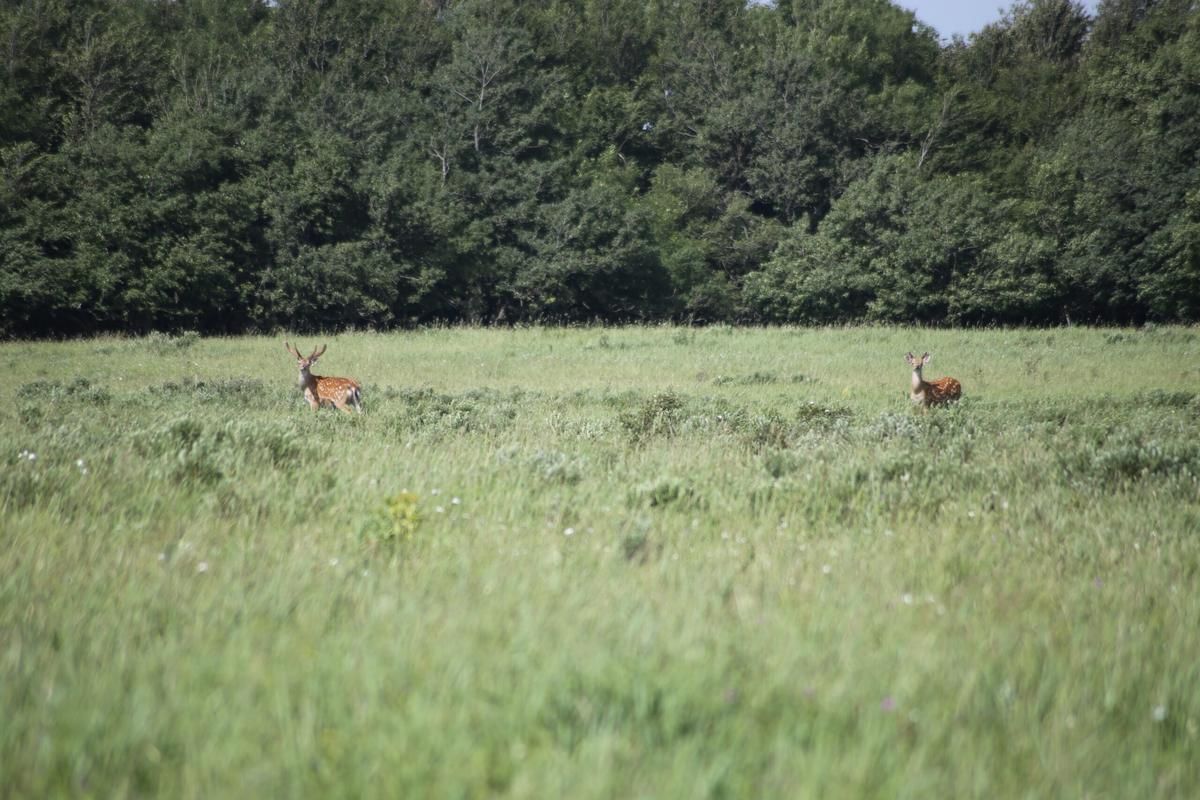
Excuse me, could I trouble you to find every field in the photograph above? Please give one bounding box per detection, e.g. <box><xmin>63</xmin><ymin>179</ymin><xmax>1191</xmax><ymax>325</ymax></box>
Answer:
<box><xmin>2</xmin><ymin>325</ymin><xmax>1199</xmax><ymax>798</ymax></box>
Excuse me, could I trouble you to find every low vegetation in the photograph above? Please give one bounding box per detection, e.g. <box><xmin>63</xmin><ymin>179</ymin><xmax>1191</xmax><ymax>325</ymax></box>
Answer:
<box><xmin>2</xmin><ymin>326</ymin><xmax>1198</xmax><ymax>797</ymax></box>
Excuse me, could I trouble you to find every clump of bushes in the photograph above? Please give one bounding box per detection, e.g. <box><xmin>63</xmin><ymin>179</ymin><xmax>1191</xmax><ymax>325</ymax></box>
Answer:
<box><xmin>152</xmin><ymin>378</ymin><xmax>269</xmax><ymax>403</ymax></box>
<box><xmin>21</xmin><ymin>378</ymin><xmax>111</xmax><ymax>406</ymax></box>
<box><xmin>134</xmin><ymin>417</ymin><xmax>311</xmax><ymax>487</ymax></box>
<box><xmin>619</xmin><ymin>392</ymin><xmax>685</xmax><ymax>440</ymax></box>
<box><xmin>145</xmin><ymin>331</ymin><xmax>201</xmax><ymax>355</ymax></box>
<box><xmin>630</xmin><ymin>476</ymin><xmax>704</xmax><ymax>509</ymax></box>
<box><xmin>1058</xmin><ymin>437</ymin><xmax>1200</xmax><ymax>488</ymax></box>
<box><xmin>383</xmin><ymin>388</ymin><xmax>520</xmax><ymax>438</ymax></box>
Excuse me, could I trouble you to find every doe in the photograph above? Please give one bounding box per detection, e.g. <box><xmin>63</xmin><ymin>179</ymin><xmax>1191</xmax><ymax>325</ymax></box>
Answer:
<box><xmin>285</xmin><ymin>342</ymin><xmax>363</xmax><ymax>414</ymax></box>
<box><xmin>905</xmin><ymin>352</ymin><xmax>961</xmax><ymax>408</ymax></box>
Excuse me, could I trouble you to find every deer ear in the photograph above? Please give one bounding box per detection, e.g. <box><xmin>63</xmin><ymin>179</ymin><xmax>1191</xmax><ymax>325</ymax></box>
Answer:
<box><xmin>921</xmin><ymin>352</ymin><xmax>931</xmax><ymax>364</ymax></box>
<box><xmin>905</xmin><ymin>352</ymin><xmax>914</xmax><ymax>364</ymax></box>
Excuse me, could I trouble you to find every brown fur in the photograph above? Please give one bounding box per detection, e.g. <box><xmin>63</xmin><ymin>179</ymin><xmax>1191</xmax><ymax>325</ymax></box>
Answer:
<box><xmin>906</xmin><ymin>352</ymin><xmax>962</xmax><ymax>408</ymax></box>
<box><xmin>286</xmin><ymin>342</ymin><xmax>362</xmax><ymax>414</ymax></box>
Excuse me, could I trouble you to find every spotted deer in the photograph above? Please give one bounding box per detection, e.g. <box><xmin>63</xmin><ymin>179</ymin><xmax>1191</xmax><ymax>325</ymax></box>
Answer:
<box><xmin>285</xmin><ymin>342</ymin><xmax>363</xmax><ymax>414</ymax></box>
<box><xmin>906</xmin><ymin>352</ymin><xmax>961</xmax><ymax>408</ymax></box>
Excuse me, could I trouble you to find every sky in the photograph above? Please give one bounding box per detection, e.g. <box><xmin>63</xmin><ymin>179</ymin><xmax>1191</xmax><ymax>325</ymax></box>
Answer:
<box><xmin>897</xmin><ymin>1</ymin><xmax>1101</xmax><ymax>39</ymax></box>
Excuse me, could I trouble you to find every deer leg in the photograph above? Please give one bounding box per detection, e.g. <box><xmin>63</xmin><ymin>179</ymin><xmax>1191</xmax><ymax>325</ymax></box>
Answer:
<box><xmin>334</xmin><ymin>398</ymin><xmax>353</xmax><ymax>414</ymax></box>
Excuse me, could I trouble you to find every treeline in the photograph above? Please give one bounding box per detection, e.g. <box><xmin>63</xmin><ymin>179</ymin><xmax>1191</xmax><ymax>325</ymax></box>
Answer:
<box><xmin>1</xmin><ymin>0</ymin><xmax>1197</xmax><ymax>335</ymax></box>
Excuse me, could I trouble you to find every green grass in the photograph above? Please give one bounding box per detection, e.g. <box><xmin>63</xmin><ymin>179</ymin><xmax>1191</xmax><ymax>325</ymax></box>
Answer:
<box><xmin>2</xmin><ymin>325</ymin><xmax>1199</xmax><ymax>798</ymax></box>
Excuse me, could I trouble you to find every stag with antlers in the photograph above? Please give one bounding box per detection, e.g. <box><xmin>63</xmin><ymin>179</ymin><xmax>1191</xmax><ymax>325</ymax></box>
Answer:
<box><xmin>285</xmin><ymin>342</ymin><xmax>363</xmax><ymax>414</ymax></box>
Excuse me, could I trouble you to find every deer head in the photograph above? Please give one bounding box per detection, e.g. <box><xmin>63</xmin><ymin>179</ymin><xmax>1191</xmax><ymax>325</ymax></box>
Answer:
<box><xmin>905</xmin><ymin>352</ymin><xmax>931</xmax><ymax>372</ymax></box>
<box><xmin>286</xmin><ymin>342</ymin><xmax>326</xmax><ymax>371</ymax></box>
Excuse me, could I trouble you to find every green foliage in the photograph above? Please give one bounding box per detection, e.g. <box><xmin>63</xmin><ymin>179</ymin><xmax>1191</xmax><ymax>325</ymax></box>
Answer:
<box><xmin>362</xmin><ymin>491</ymin><xmax>422</xmax><ymax>549</ymax></box>
<box><xmin>2</xmin><ymin>327</ymin><xmax>1200</xmax><ymax>796</ymax></box>
<box><xmin>1</xmin><ymin>0</ymin><xmax>1199</xmax><ymax>332</ymax></box>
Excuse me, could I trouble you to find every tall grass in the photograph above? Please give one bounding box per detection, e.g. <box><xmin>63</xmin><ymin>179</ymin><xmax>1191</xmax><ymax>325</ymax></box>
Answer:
<box><xmin>2</xmin><ymin>326</ymin><xmax>1199</xmax><ymax>798</ymax></box>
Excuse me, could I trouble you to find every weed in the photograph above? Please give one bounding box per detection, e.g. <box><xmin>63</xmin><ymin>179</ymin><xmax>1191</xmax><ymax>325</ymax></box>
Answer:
<box><xmin>361</xmin><ymin>492</ymin><xmax>421</xmax><ymax>549</ymax></box>
<box><xmin>152</xmin><ymin>377</ymin><xmax>269</xmax><ymax>402</ymax></box>
<box><xmin>526</xmin><ymin>450</ymin><xmax>586</xmax><ymax>485</ymax></box>
<box><xmin>619</xmin><ymin>392</ymin><xmax>685</xmax><ymax>440</ymax></box>
<box><xmin>630</xmin><ymin>476</ymin><xmax>703</xmax><ymax>509</ymax></box>
<box><xmin>21</xmin><ymin>378</ymin><xmax>111</xmax><ymax>405</ymax></box>
<box><xmin>145</xmin><ymin>330</ymin><xmax>201</xmax><ymax>354</ymax></box>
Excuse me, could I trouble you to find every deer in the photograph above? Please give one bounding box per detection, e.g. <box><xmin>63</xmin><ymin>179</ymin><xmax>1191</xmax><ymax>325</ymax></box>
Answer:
<box><xmin>285</xmin><ymin>342</ymin><xmax>363</xmax><ymax>414</ymax></box>
<box><xmin>906</xmin><ymin>352</ymin><xmax>961</xmax><ymax>408</ymax></box>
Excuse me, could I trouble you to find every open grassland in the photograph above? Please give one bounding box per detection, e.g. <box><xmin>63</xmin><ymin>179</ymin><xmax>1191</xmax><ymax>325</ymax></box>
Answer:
<box><xmin>2</xmin><ymin>325</ymin><xmax>1199</xmax><ymax>798</ymax></box>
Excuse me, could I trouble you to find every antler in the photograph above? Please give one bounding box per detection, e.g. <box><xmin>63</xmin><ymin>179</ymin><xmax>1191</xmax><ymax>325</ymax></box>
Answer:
<box><xmin>310</xmin><ymin>344</ymin><xmax>327</xmax><ymax>360</ymax></box>
<box><xmin>285</xmin><ymin>341</ymin><xmax>301</xmax><ymax>359</ymax></box>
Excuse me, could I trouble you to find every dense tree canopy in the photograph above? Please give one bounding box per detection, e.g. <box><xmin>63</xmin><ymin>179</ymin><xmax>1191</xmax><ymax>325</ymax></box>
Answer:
<box><xmin>1</xmin><ymin>0</ymin><xmax>1197</xmax><ymax>335</ymax></box>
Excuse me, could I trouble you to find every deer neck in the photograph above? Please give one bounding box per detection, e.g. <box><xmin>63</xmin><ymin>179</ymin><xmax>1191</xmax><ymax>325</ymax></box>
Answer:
<box><xmin>298</xmin><ymin>365</ymin><xmax>317</xmax><ymax>390</ymax></box>
<box><xmin>911</xmin><ymin>367</ymin><xmax>926</xmax><ymax>393</ymax></box>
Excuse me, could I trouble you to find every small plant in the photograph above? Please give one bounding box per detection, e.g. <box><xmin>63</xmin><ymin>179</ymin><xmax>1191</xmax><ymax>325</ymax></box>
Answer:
<box><xmin>619</xmin><ymin>392</ymin><xmax>685</xmax><ymax>440</ymax></box>
<box><xmin>762</xmin><ymin>450</ymin><xmax>800</xmax><ymax>479</ymax></box>
<box><xmin>146</xmin><ymin>331</ymin><xmax>201</xmax><ymax>355</ymax></box>
<box><xmin>631</xmin><ymin>476</ymin><xmax>703</xmax><ymax>509</ymax></box>
<box><xmin>154</xmin><ymin>378</ymin><xmax>267</xmax><ymax>402</ymax></box>
<box><xmin>175</xmin><ymin>331</ymin><xmax>201</xmax><ymax>350</ymax></box>
<box><xmin>621</xmin><ymin>530</ymin><xmax>650</xmax><ymax>562</ymax></box>
<box><xmin>527</xmin><ymin>450</ymin><xmax>585</xmax><ymax>484</ymax></box>
<box><xmin>21</xmin><ymin>378</ymin><xmax>111</xmax><ymax>406</ymax></box>
<box><xmin>714</xmin><ymin>371</ymin><xmax>801</xmax><ymax>386</ymax></box>
<box><xmin>794</xmin><ymin>402</ymin><xmax>852</xmax><ymax>423</ymax></box>
<box><xmin>672</xmin><ymin>329</ymin><xmax>695</xmax><ymax>346</ymax></box>
<box><xmin>362</xmin><ymin>492</ymin><xmax>421</xmax><ymax>549</ymax></box>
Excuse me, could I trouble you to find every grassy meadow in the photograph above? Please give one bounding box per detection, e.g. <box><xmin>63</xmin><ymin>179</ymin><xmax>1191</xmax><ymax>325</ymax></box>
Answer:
<box><xmin>2</xmin><ymin>325</ymin><xmax>1199</xmax><ymax>798</ymax></box>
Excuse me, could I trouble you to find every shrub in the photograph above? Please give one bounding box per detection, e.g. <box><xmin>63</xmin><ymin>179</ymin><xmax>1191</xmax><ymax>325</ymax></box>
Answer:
<box><xmin>21</xmin><ymin>378</ymin><xmax>111</xmax><ymax>406</ymax></box>
<box><xmin>630</xmin><ymin>476</ymin><xmax>703</xmax><ymax>509</ymax></box>
<box><xmin>619</xmin><ymin>392</ymin><xmax>685</xmax><ymax>440</ymax></box>
<box><xmin>526</xmin><ymin>450</ymin><xmax>586</xmax><ymax>485</ymax></box>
